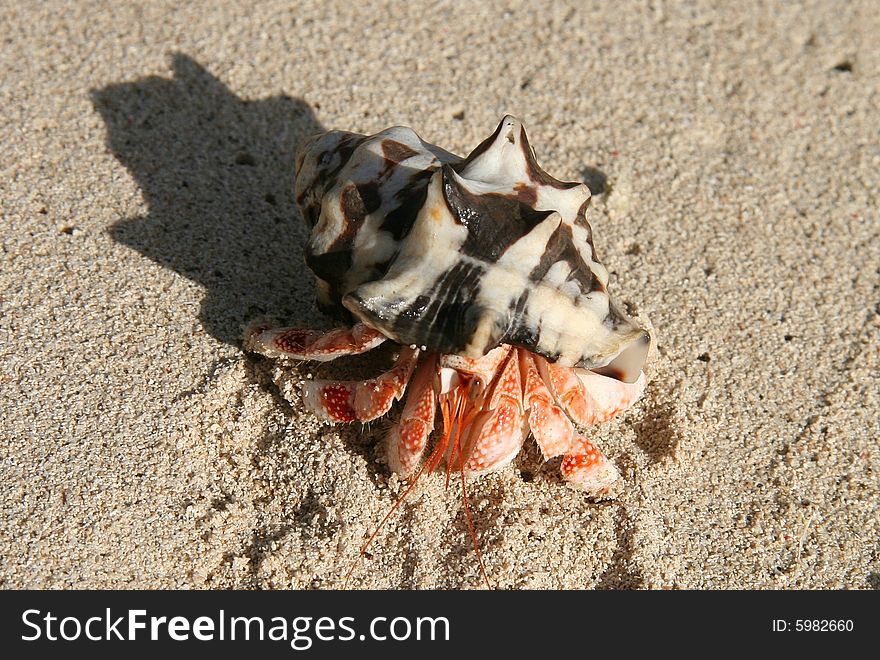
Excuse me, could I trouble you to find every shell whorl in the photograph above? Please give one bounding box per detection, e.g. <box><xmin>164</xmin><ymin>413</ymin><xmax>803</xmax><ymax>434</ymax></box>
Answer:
<box><xmin>295</xmin><ymin>116</ymin><xmax>649</xmax><ymax>382</ymax></box>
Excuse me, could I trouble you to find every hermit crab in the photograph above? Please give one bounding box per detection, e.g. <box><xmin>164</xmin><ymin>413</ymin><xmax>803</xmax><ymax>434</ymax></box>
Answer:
<box><xmin>247</xmin><ymin>116</ymin><xmax>650</xmax><ymax>497</ymax></box>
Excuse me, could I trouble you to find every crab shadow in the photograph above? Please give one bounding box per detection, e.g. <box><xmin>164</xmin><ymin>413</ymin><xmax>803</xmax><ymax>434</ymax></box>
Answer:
<box><xmin>92</xmin><ymin>53</ymin><xmax>326</xmax><ymax>345</ymax></box>
<box><xmin>631</xmin><ymin>398</ymin><xmax>681</xmax><ymax>464</ymax></box>
<box><xmin>596</xmin><ymin>507</ymin><xmax>644</xmax><ymax>589</ymax></box>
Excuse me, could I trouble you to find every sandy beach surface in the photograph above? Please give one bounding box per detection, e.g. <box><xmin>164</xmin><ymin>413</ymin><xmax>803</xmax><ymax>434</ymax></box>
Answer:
<box><xmin>1</xmin><ymin>0</ymin><xmax>877</xmax><ymax>589</ymax></box>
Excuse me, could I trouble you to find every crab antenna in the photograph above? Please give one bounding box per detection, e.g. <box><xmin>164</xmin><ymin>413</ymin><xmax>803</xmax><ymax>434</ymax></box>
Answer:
<box><xmin>444</xmin><ymin>385</ymin><xmax>484</xmax><ymax>490</ymax></box>
<box><xmin>443</xmin><ymin>387</ymin><xmax>467</xmax><ymax>489</ymax></box>
<box><xmin>459</xmin><ymin>459</ymin><xmax>492</xmax><ymax>589</ymax></box>
<box><xmin>431</xmin><ymin>394</ymin><xmax>455</xmax><ymax>474</ymax></box>
<box><xmin>343</xmin><ymin>438</ymin><xmax>446</xmax><ymax>588</ymax></box>
<box><xmin>440</xmin><ymin>379</ymin><xmax>492</xmax><ymax>587</ymax></box>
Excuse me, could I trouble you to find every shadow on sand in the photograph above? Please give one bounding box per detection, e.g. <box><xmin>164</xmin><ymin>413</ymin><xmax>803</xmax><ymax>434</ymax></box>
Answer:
<box><xmin>92</xmin><ymin>53</ymin><xmax>325</xmax><ymax>345</ymax></box>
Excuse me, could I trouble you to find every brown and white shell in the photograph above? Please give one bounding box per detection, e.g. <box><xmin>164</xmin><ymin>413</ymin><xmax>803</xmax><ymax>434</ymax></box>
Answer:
<box><xmin>294</xmin><ymin>116</ymin><xmax>649</xmax><ymax>382</ymax></box>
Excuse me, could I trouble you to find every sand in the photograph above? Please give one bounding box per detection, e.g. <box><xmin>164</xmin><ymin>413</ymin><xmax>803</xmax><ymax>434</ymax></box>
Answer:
<box><xmin>1</xmin><ymin>0</ymin><xmax>877</xmax><ymax>589</ymax></box>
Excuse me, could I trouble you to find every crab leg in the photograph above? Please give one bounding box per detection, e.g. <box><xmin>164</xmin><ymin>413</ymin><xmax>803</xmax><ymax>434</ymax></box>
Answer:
<box><xmin>522</xmin><ymin>352</ymin><xmax>621</xmax><ymax>494</ymax></box>
<box><xmin>537</xmin><ymin>357</ymin><xmax>645</xmax><ymax>426</ymax></box>
<box><xmin>560</xmin><ymin>435</ymin><xmax>621</xmax><ymax>495</ymax></box>
<box><xmin>536</xmin><ymin>357</ymin><xmax>596</xmax><ymax>426</ymax></box>
<box><xmin>386</xmin><ymin>354</ymin><xmax>438</xmax><ymax>477</ymax></box>
<box><xmin>459</xmin><ymin>350</ymin><xmax>526</xmax><ymax>476</ymax></box>
<box><xmin>246</xmin><ymin>322</ymin><xmax>386</xmax><ymax>362</ymax></box>
<box><xmin>519</xmin><ymin>350</ymin><xmax>575</xmax><ymax>460</ymax></box>
<box><xmin>301</xmin><ymin>347</ymin><xmax>420</xmax><ymax>423</ymax></box>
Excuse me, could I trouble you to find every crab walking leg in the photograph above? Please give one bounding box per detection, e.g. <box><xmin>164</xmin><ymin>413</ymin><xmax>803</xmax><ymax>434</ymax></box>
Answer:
<box><xmin>560</xmin><ymin>435</ymin><xmax>621</xmax><ymax>495</ymax></box>
<box><xmin>537</xmin><ymin>357</ymin><xmax>646</xmax><ymax>426</ymax></box>
<box><xmin>301</xmin><ymin>347</ymin><xmax>420</xmax><ymax>423</ymax></box>
<box><xmin>542</xmin><ymin>365</ymin><xmax>645</xmax><ymax>494</ymax></box>
<box><xmin>519</xmin><ymin>350</ymin><xmax>575</xmax><ymax>460</ymax></box>
<box><xmin>386</xmin><ymin>354</ymin><xmax>438</xmax><ymax>477</ymax></box>
<box><xmin>246</xmin><ymin>322</ymin><xmax>386</xmax><ymax>362</ymax></box>
<box><xmin>520</xmin><ymin>350</ymin><xmax>619</xmax><ymax>492</ymax></box>
<box><xmin>460</xmin><ymin>351</ymin><xmax>526</xmax><ymax>476</ymax></box>
<box><xmin>536</xmin><ymin>357</ymin><xmax>597</xmax><ymax>426</ymax></box>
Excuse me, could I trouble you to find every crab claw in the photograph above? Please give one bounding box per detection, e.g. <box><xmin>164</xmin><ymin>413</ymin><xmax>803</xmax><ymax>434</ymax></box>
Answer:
<box><xmin>386</xmin><ymin>355</ymin><xmax>437</xmax><ymax>477</ymax></box>
<box><xmin>302</xmin><ymin>347</ymin><xmax>420</xmax><ymax>423</ymax></box>
<box><xmin>460</xmin><ymin>351</ymin><xmax>526</xmax><ymax>476</ymax></box>
<box><xmin>560</xmin><ymin>435</ymin><xmax>620</xmax><ymax>495</ymax></box>
<box><xmin>247</xmin><ymin>322</ymin><xmax>386</xmax><ymax>362</ymax></box>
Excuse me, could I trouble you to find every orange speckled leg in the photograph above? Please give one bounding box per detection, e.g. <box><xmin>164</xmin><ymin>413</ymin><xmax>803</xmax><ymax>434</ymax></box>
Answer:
<box><xmin>386</xmin><ymin>355</ymin><xmax>437</xmax><ymax>477</ymax></box>
<box><xmin>538</xmin><ymin>357</ymin><xmax>646</xmax><ymax>426</ymax></box>
<box><xmin>560</xmin><ymin>435</ymin><xmax>620</xmax><ymax>495</ymax></box>
<box><xmin>301</xmin><ymin>347</ymin><xmax>420</xmax><ymax>423</ymax></box>
<box><xmin>460</xmin><ymin>351</ymin><xmax>526</xmax><ymax>476</ymax></box>
<box><xmin>537</xmin><ymin>357</ymin><xmax>598</xmax><ymax>426</ymax></box>
<box><xmin>246</xmin><ymin>322</ymin><xmax>386</xmax><ymax>362</ymax></box>
<box><xmin>519</xmin><ymin>350</ymin><xmax>574</xmax><ymax>460</ymax></box>
<box><xmin>530</xmin><ymin>354</ymin><xmax>632</xmax><ymax>494</ymax></box>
